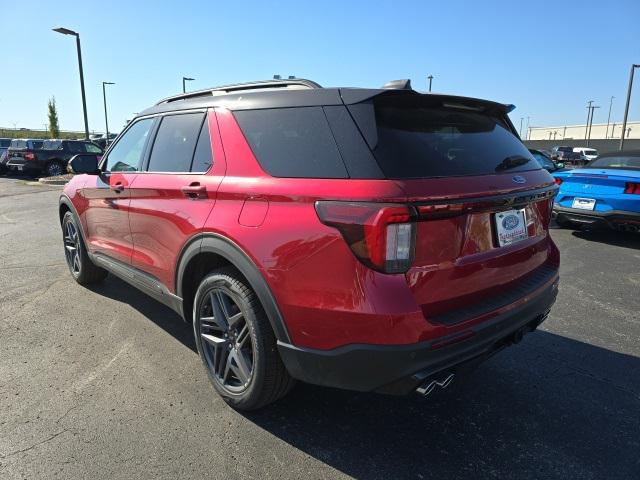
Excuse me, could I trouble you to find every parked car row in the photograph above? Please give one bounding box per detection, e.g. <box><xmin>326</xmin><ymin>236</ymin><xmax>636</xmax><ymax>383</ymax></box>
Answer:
<box><xmin>550</xmin><ymin>146</ymin><xmax>598</xmax><ymax>167</ymax></box>
<box><xmin>0</xmin><ymin>138</ymin><xmax>103</xmax><ymax>176</ymax></box>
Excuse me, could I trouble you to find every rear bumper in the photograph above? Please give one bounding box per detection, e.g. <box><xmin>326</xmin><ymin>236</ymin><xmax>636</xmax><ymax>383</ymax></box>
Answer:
<box><xmin>6</xmin><ymin>160</ymin><xmax>40</xmax><ymax>174</ymax></box>
<box><xmin>277</xmin><ymin>276</ymin><xmax>558</xmax><ymax>394</ymax></box>
<box><xmin>553</xmin><ymin>205</ymin><xmax>640</xmax><ymax>228</ymax></box>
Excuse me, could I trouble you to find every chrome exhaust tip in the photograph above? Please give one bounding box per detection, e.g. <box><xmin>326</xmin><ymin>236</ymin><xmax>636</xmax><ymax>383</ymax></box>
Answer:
<box><xmin>416</xmin><ymin>373</ymin><xmax>455</xmax><ymax>397</ymax></box>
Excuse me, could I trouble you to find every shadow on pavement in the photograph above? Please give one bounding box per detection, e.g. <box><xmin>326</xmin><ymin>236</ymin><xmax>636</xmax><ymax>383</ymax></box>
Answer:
<box><xmin>91</xmin><ymin>276</ymin><xmax>640</xmax><ymax>479</ymax></box>
<box><xmin>89</xmin><ymin>275</ymin><xmax>197</xmax><ymax>352</ymax></box>
<box><xmin>571</xmin><ymin>228</ymin><xmax>640</xmax><ymax>249</ymax></box>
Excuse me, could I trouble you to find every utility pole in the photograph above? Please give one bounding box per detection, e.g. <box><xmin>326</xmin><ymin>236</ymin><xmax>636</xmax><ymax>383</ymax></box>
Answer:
<box><xmin>587</xmin><ymin>105</ymin><xmax>600</xmax><ymax>147</ymax></box>
<box><xmin>585</xmin><ymin>100</ymin><xmax>594</xmax><ymax>140</ymax></box>
<box><xmin>427</xmin><ymin>75</ymin><xmax>433</xmax><ymax>92</ymax></box>
<box><xmin>620</xmin><ymin>64</ymin><xmax>639</xmax><ymax>150</ymax></box>
<box><xmin>519</xmin><ymin>117</ymin><xmax>524</xmax><ymax>138</ymax></box>
<box><xmin>525</xmin><ymin>116</ymin><xmax>530</xmax><ymax>140</ymax></box>
<box><xmin>605</xmin><ymin>96</ymin><xmax>614</xmax><ymax>138</ymax></box>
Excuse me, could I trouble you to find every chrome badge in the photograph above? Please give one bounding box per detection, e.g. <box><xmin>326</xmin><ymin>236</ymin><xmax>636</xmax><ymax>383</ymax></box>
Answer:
<box><xmin>512</xmin><ymin>175</ymin><xmax>526</xmax><ymax>184</ymax></box>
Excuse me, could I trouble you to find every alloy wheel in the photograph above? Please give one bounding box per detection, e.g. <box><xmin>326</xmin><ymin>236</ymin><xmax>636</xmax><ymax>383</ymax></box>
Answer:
<box><xmin>47</xmin><ymin>162</ymin><xmax>63</xmax><ymax>176</ymax></box>
<box><xmin>63</xmin><ymin>220</ymin><xmax>81</xmax><ymax>275</ymax></box>
<box><xmin>198</xmin><ymin>288</ymin><xmax>254</xmax><ymax>393</ymax></box>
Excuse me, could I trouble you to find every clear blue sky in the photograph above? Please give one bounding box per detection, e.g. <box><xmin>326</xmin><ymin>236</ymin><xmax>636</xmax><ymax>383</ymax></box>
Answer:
<box><xmin>1</xmin><ymin>0</ymin><xmax>639</xmax><ymax>134</ymax></box>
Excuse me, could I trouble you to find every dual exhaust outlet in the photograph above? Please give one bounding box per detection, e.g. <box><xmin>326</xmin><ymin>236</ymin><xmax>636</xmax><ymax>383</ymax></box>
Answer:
<box><xmin>416</xmin><ymin>372</ymin><xmax>455</xmax><ymax>397</ymax></box>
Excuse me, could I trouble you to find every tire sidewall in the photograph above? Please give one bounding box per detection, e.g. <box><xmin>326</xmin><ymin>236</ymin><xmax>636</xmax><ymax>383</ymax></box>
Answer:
<box><xmin>62</xmin><ymin>211</ymin><xmax>82</xmax><ymax>280</ymax></box>
<box><xmin>192</xmin><ymin>272</ymin><xmax>267</xmax><ymax>409</ymax></box>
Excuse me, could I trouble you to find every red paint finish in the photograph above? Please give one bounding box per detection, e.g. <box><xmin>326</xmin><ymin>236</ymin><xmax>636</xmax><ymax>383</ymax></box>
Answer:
<box><xmin>64</xmin><ymin>106</ymin><xmax>559</xmax><ymax>352</ymax></box>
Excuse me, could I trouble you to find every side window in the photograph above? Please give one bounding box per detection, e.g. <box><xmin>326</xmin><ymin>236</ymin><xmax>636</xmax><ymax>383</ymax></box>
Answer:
<box><xmin>233</xmin><ymin>107</ymin><xmax>348</xmax><ymax>178</ymax></box>
<box><xmin>67</xmin><ymin>142</ymin><xmax>84</xmax><ymax>153</ymax></box>
<box><xmin>147</xmin><ymin>113</ymin><xmax>204</xmax><ymax>172</ymax></box>
<box><xmin>105</xmin><ymin>118</ymin><xmax>154</xmax><ymax>172</ymax></box>
<box><xmin>85</xmin><ymin>143</ymin><xmax>102</xmax><ymax>154</ymax></box>
<box><xmin>191</xmin><ymin>119</ymin><xmax>213</xmax><ymax>172</ymax></box>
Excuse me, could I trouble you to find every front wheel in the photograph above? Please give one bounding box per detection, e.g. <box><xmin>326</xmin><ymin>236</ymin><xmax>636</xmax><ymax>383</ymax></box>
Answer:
<box><xmin>193</xmin><ymin>268</ymin><xmax>294</xmax><ymax>410</ymax></box>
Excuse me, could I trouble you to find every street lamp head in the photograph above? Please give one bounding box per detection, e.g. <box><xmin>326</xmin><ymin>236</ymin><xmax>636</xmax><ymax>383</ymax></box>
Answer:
<box><xmin>183</xmin><ymin>77</ymin><xmax>195</xmax><ymax>81</ymax></box>
<box><xmin>103</xmin><ymin>81</ymin><xmax>115</xmax><ymax>85</ymax></box>
<box><xmin>53</xmin><ymin>27</ymin><xmax>78</xmax><ymax>36</ymax></box>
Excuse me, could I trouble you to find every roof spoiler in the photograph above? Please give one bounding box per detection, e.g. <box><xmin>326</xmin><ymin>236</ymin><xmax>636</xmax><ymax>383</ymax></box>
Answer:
<box><xmin>382</xmin><ymin>79</ymin><xmax>412</xmax><ymax>90</ymax></box>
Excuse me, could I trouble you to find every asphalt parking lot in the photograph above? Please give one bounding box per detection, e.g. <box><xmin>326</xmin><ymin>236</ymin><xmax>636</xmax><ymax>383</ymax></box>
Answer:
<box><xmin>0</xmin><ymin>176</ymin><xmax>638</xmax><ymax>480</ymax></box>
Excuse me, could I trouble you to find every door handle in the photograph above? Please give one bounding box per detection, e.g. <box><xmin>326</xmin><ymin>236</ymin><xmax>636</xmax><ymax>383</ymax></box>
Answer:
<box><xmin>111</xmin><ymin>182</ymin><xmax>125</xmax><ymax>193</ymax></box>
<box><xmin>181</xmin><ymin>183</ymin><xmax>207</xmax><ymax>199</ymax></box>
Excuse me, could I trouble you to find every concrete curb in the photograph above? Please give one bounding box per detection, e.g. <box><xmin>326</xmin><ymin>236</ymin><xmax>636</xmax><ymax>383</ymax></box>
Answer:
<box><xmin>38</xmin><ymin>177</ymin><xmax>69</xmax><ymax>186</ymax></box>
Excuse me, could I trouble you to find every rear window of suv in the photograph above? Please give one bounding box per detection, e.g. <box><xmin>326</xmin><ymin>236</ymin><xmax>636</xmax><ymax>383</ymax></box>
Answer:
<box><xmin>353</xmin><ymin>95</ymin><xmax>538</xmax><ymax>179</ymax></box>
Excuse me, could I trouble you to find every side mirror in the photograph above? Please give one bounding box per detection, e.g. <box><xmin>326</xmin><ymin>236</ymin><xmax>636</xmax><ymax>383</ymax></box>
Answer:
<box><xmin>556</xmin><ymin>162</ymin><xmax>564</xmax><ymax>169</ymax></box>
<box><xmin>68</xmin><ymin>154</ymin><xmax>99</xmax><ymax>174</ymax></box>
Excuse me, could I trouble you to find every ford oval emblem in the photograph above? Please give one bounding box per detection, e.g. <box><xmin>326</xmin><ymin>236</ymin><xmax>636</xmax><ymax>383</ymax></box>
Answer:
<box><xmin>512</xmin><ymin>175</ymin><xmax>526</xmax><ymax>184</ymax></box>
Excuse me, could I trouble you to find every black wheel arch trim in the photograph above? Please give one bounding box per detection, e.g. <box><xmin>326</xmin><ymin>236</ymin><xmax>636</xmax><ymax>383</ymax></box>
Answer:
<box><xmin>176</xmin><ymin>233</ymin><xmax>292</xmax><ymax>344</ymax></box>
<box><xmin>59</xmin><ymin>195</ymin><xmax>87</xmax><ymax>245</ymax></box>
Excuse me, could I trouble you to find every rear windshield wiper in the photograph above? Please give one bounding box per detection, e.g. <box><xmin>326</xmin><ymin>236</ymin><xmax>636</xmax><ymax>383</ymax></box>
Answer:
<box><xmin>495</xmin><ymin>155</ymin><xmax>530</xmax><ymax>172</ymax></box>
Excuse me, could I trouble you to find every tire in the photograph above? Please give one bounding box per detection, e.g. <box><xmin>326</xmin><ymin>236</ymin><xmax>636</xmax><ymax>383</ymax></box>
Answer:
<box><xmin>62</xmin><ymin>211</ymin><xmax>108</xmax><ymax>285</ymax></box>
<box><xmin>193</xmin><ymin>268</ymin><xmax>294</xmax><ymax>410</ymax></box>
<box><xmin>46</xmin><ymin>160</ymin><xmax>65</xmax><ymax>177</ymax></box>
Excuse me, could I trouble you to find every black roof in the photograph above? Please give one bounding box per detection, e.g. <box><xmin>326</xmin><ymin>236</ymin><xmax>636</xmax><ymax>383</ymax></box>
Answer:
<box><xmin>139</xmin><ymin>78</ymin><xmax>516</xmax><ymax>118</ymax></box>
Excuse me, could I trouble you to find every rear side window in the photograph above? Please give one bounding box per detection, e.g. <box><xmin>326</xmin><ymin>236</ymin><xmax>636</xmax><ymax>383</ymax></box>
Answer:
<box><xmin>147</xmin><ymin>112</ymin><xmax>204</xmax><ymax>172</ymax></box>
<box><xmin>67</xmin><ymin>142</ymin><xmax>84</xmax><ymax>153</ymax></box>
<box><xmin>234</xmin><ymin>107</ymin><xmax>347</xmax><ymax>178</ymax></box>
<box><xmin>43</xmin><ymin>140</ymin><xmax>62</xmax><ymax>150</ymax></box>
<box><xmin>191</xmin><ymin>120</ymin><xmax>213</xmax><ymax>173</ymax></box>
<box><xmin>0</xmin><ymin>139</ymin><xmax>10</xmax><ymax>148</ymax></box>
<box><xmin>352</xmin><ymin>95</ymin><xmax>538</xmax><ymax>179</ymax></box>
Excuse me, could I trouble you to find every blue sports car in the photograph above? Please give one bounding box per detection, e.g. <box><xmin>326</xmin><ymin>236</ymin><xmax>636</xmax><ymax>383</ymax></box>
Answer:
<box><xmin>552</xmin><ymin>150</ymin><xmax>640</xmax><ymax>231</ymax></box>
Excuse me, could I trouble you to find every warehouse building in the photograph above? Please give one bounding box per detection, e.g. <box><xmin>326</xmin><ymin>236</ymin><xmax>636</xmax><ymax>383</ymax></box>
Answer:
<box><xmin>528</xmin><ymin>121</ymin><xmax>640</xmax><ymax>141</ymax></box>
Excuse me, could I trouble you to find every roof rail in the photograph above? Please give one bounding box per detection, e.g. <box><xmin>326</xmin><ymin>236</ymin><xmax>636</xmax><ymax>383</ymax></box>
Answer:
<box><xmin>155</xmin><ymin>78</ymin><xmax>322</xmax><ymax>105</ymax></box>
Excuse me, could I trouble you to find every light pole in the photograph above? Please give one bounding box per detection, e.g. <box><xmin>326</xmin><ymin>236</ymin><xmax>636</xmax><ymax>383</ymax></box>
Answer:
<box><xmin>427</xmin><ymin>75</ymin><xmax>433</xmax><ymax>92</ymax></box>
<box><xmin>525</xmin><ymin>116</ymin><xmax>530</xmax><ymax>140</ymax></box>
<box><xmin>620</xmin><ymin>64</ymin><xmax>640</xmax><ymax>150</ymax></box>
<box><xmin>53</xmin><ymin>27</ymin><xmax>89</xmax><ymax>140</ymax></box>
<box><xmin>182</xmin><ymin>76</ymin><xmax>194</xmax><ymax>93</ymax></box>
<box><xmin>605</xmin><ymin>96</ymin><xmax>614</xmax><ymax>138</ymax></box>
<box><xmin>102</xmin><ymin>82</ymin><xmax>115</xmax><ymax>146</ymax></box>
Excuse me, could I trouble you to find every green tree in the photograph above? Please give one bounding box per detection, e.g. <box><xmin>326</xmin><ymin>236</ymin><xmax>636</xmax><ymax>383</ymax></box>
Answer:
<box><xmin>48</xmin><ymin>97</ymin><xmax>60</xmax><ymax>138</ymax></box>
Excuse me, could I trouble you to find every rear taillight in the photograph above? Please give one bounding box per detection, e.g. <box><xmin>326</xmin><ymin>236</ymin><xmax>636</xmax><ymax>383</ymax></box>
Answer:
<box><xmin>315</xmin><ymin>201</ymin><xmax>416</xmax><ymax>274</ymax></box>
<box><xmin>625</xmin><ymin>182</ymin><xmax>640</xmax><ymax>194</ymax></box>
<box><xmin>554</xmin><ymin>177</ymin><xmax>563</xmax><ymax>185</ymax></box>
<box><xmin>24</xmin><ymin>152</ymin><xmax>35</xmax><ymax>161</ymax></box>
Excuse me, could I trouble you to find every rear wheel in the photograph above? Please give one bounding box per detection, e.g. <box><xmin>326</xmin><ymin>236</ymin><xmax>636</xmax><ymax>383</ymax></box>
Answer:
<box><xmin>62</xmin><ymin>211</ymin><xmax>108</xmax><ymax>284</ymax></box>
<box><xmin>193</xmin><ymin>268</ymin><xmax>294</xmax><ymax>410</ymax></box>
<box><xmin>46</xmin><ymin>160</ymin><xmax>64</xmax><ymax>177</ymax></box>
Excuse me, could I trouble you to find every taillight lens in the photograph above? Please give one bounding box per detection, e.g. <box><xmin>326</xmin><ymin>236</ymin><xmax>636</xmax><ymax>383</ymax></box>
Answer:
<box><xmin>554</xmin><ymin>177</ymin><xmax>563</xmax><ymax>185</ymax></box>
<box><xmin>624</xmin><ymin>182</ymin><xmax>640</xmax><ymax>194</ymax></box>
<box><xmin>24</xmin><ymin>152</ymin><xmax>35</xmax><ymax>161</ymax></box>
<box><xmin>315</xmin><ymin>201</ymin><xmax>416</xmax><ymax>274</ymax></box>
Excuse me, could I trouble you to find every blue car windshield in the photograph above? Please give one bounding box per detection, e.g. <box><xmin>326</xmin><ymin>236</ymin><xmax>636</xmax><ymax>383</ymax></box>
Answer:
<box><xmin>587</xmin><ymin>156</ymin><xmax>640</xmax><ymax>170</ymax></box>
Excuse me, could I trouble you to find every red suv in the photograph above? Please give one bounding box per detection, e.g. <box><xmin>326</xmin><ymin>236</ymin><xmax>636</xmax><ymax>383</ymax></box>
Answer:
<box><xmin>60</xmin><ymin>78</ymin><xmax>559</xmax><ymax>410</ymax></box>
